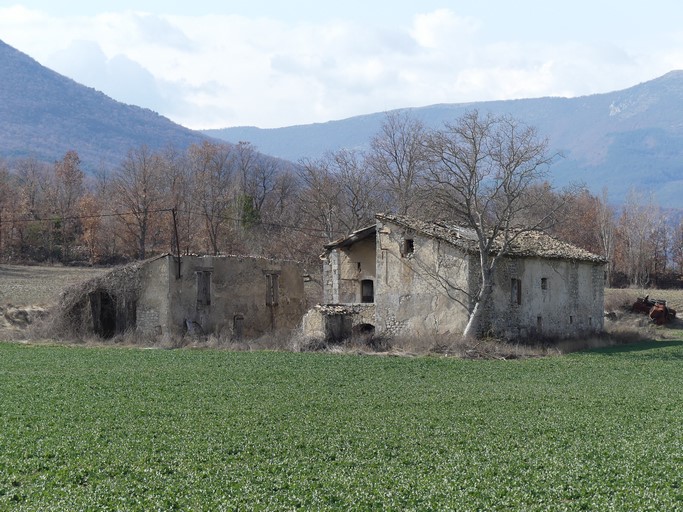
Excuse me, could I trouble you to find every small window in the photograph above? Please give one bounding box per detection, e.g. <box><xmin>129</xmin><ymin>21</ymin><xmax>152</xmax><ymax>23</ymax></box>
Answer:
<box><xmin>537</xmin><ymin>316</ymin><xmax>543</xmax><ymax>332</ymax></box>
<box><xmin>196</xmin><ymin>271</ymin><xmax>212</xmax><ymax>306</ymax></box>
<box><xmin>402</xmin><ymin>238</ymin><xmax>414</xmax><ymax>256</ymax></box>
<box><xmin>511</xmin><ymin>278</ymin><xmax>522</xmax><ymax>305</ymax></box>
<box><xmin>569</xmin><ymin>315</ymin><xmax>574</xmax><ymax>324</ymax></box>
<box><xmin>541</xmin><ymin>277</ymin><xmax>548</xmax><ymax>290</ymax></box>
<box><xmin>361</xmin><ymin>279</ymin><xmax>374</xmax><ymax>303</ymax></box>
<box><xmin>233</xmin><ymin>314</ymin><xmax>244</xmax><ymax>340</ymax></box>
<box><xmin>357</xmin><ymin>262</ymin><xmax>362</xmax><ymax>272</ymax></box>
<box><xmin>266</xmin><ymin>273</ymin><xmax>279</xmax><ymax>306</ymax></box>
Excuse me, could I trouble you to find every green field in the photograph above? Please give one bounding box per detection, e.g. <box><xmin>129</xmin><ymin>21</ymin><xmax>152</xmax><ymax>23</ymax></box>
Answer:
<box><xmin>1</xmin><ymin>342</ymin><xmax>682</xmax><ymax>511</ymax></box>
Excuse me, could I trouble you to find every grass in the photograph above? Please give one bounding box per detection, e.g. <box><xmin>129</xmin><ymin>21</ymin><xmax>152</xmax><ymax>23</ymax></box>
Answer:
<box><xmin>1</xmin><ymin>341</ymin><xmax>683</xmax><ymax>510</ymax></box>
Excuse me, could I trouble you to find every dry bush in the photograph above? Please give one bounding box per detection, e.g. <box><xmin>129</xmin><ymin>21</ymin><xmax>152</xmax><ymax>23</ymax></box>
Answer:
<box><xmin>390</xmin><ymin>333</ymin><xmax>553</xmax><ymax>359</ymax></box>
<box><xmin>604</xmin><ymin>288</ymin><xmax>639</xmax><ymax>312</ymax></box>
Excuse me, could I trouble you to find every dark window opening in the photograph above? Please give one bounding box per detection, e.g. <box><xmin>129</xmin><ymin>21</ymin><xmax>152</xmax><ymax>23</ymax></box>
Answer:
<box><xmin>266</xmin><ymin>273</ymin><xmax>279</xmax><ymax>306</ymax></box>
<box><xmin>356</xmin><ymin>262</ymin><xmax>362</xmax><ymax>272</ymax></box>
<box><xmin>537</xmin><ymin>316</ymin><xmax>543</xmax><ymax>332</ymax></box>
<box><xmin>402</xmin><ymin>238</ymin><xmax>415</xmax><ymax>256</ymax></box>
<box><xmin>197</xmin><ymin>271</ymin><xmax>212</xmax><ymax>306</ymax></box>
<box><xmin>541</xmin><ymin>277</ymin><xmax>548</xmax><ymax>290</ymax></box>
<box><xmin>570</xmin><ymin>315</ymin><xmax>574</xmax><ymax>324</ymax></box>
<box><xmin>511</xmin><ymin>278</ymin><xmax>522</xmax><ymax>305</ymax></box>
<box><xmin>361</xmin><ymin>279</ymin><xmax>374</xmax><ymax>303</ymax></box>
<box><xmin>233</xmin><ymin>314</ymin><xmax>244</xmax><ymax>340</ymax></box>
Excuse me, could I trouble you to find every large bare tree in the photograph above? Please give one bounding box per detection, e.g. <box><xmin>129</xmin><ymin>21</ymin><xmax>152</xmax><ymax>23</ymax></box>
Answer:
<box><xmin>368</xmin><ymin>111</ymin><xmax>429</xmax><ymax>216</ymax></box>
<box><xmin>50</xmin><ymin>150</ymin><xmax>84</xmax><ymax>261</ymax></box>
<box><xmin>188</xmin><ymin>141</ymin><xmax>237</xmax><ymax>255</ymax></box>
<box><xmin>424</xmin><ymin>110</ymin><xmax>560</xmax><ymax>338</ymax></box>
<box><xmin>113</xmin><ymin>146</ymin><xmax>167</xmax><ymax>260</ymax></box>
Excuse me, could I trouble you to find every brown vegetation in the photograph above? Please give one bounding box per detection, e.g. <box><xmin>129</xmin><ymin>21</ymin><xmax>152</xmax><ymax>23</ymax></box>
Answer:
<box><xmin>1</xmin><ymin>114</ymin><xmax>681</xmax><ymax>293</ymax></box>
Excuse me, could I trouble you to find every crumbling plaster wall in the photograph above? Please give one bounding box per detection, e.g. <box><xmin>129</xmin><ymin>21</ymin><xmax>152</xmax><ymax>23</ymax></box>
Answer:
<box><xmin>323</xmin><ymin>238</ymin><xmax>376</xmax><ymax>304</ymax></box>
<box><xmin>374</xmin><ymin>221</ymin><xmax>471</xmax><ymax>337</ymax></box>
<box><xmin>488</xmin><ymin>257</ymin><xmax>606</xmax><ymax>339</ymax></box>
<box><xmin>137</xmin><ymin>255</ymin><xmax>305</xmax><ymax>338</ymax></box>
<box><xmin>136</xmin><ymin>256</ymin><xmax>172</xmax><ymax>335</ymax></box>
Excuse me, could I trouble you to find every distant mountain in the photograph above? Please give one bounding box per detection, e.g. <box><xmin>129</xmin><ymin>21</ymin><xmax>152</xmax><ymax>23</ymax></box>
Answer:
<box><xmin>0</xmin><ymin>39</ymin><xmax>208</xmax><ymax>170</ymax></box>
<box><xmin>205</xmin><ymin>72</ymin><xmax>683</xmax><ymax>207</ymax></box>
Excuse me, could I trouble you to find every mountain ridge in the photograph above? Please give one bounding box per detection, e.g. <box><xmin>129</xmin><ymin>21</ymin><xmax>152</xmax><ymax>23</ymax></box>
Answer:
<box><xmin>205</xmin><ymin>71</ymin><xmax>683</xmax><ymax>207</ymax></box>
<box><xmin>0</xmin><ymin>39</ymin><xmax>209</xmax><ymax>170</ymax></box>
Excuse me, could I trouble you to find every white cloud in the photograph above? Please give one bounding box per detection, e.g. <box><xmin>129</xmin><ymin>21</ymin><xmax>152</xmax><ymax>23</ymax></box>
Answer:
<box><xmin>2</xmin><ymin>5</ymin><xmax>683</xmax><ymax>129</ymax></box>
<box><xmin>410</xmin><ymin>8</ymin><xmax>479</xmax><ymax>49</ymax></box>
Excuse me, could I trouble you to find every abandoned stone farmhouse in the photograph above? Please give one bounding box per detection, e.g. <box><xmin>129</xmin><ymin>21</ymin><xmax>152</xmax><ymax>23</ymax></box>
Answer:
<box><xmin>304</xmin><ymin>214</ymin><xmax>607</xmax><ymax>341</ymax></box>
<box><xmin>63</xmin><ymin>254</ymin><xmax>306</xmax><ymax>340</ymax></box>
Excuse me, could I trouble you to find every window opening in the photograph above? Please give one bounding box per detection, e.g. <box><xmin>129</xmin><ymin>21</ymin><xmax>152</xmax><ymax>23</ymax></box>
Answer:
<box><xmin>196</xmin><ymin>271</ymin><xmax>212</xmax><ymax>306</ymax></box>
<box><xmin>541</xmin><ymin>277</ymin><xmax>548</xmax><ymax>290</ymax></box>
<box><xmin>511</xmin><ymin>278</ymin><xmax>522</xmax><ymax>305</ymax></box>
<box><xmin>266</xmin><ymin>273</ymin><xmax>279</xmax><ymax>306</ymax></box>
<box><xmin>361</xmin><ymin>279</ymin><xmax>374</xmax><ymax>303</ymax></box>
<box><xmin>537</xmin><ymin>316</ymin><xmax>543</xmax><ymax>332</ymax></box>
<box><xmin>402</xmin><ymin>238</ymin><xmax>414</xmax><ymax>256</ymax></box>
<box><xmin>233</xmin><ymin>314</ymin><xmax>244</xmax><ymax>340</ymax></box>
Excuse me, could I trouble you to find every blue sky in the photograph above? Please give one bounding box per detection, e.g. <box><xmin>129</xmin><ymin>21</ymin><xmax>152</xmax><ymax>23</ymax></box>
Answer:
<box><xmin>1</xmin><ymin>1</ymin><xmax>682</xmax><ymax>129</ymax></box>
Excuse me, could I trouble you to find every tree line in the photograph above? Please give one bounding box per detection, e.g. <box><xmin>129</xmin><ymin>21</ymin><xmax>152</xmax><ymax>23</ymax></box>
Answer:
<box><xmin>0</xmin><ymin>110</ymin><xmax>681</xmax><ymax>288</ymax></box>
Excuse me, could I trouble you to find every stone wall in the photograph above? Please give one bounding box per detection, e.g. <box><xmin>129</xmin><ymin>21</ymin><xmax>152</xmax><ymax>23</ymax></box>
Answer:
<box><xmin>374</xmin><ymin>220</ymin><xmax>471</xmax><ymax>337</ymax></box>
<box><xmin>137</xmin><ymin>255</ymin><xmax>306</xmax><ymax>339</ymax></box>
<box><xmin>322</xmin><ymin>237</ymin><xmax>376</xmax><ymax>304</ymax></box>
<box><xmin>302</xmin><ymin>303</ymin><xmax>376</xmax><ymax>341</ymax></box>
<box><xmin>488</xmin><ymin>256</ymin><xmax>606</xmax><ymax>339</ymax></box>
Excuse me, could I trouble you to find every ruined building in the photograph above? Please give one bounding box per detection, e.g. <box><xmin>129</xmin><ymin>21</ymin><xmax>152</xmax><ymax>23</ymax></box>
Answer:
<box><xmin>303</xmin><ymin>214</ymin><xmax>607</xmax><ymax>341</ymax></box>
<box><xmin>62</xmin><ymin>254</ymin><xmax>306</xmax><ymax>340</ymax></box>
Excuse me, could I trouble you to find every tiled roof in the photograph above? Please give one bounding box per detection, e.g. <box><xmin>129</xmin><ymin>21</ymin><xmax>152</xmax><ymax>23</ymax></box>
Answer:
<box><xmin>377</xmin><ymin>214</ymin><xmax>607</xmax><ymax>263</ymax></box>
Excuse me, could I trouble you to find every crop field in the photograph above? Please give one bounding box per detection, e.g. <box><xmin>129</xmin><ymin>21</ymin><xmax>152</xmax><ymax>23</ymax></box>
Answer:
<box><xmin>0</xmin><ymin>264</ymin><xmax>106</xmax><ymax>306</ymax></box>
<box><xmin>1</xmin><ymin>341</ymin><xmax>682</xmax><ymax>510</ymax></box>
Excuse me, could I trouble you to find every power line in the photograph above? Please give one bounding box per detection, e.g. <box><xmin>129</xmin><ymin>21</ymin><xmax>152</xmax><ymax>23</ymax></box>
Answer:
<box><xmin>0</xmin><ymin>206</ymin><xmax>350</xmax><ymax>240</ymax></box>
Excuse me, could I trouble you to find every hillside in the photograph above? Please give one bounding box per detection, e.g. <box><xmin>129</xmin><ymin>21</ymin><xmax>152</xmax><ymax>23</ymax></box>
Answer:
<box><xmin>0</xmin><ymin>39</ymin><xmax>208</xmax><ymax>170</ymax></box>
<box><xmin>206</xmin><ymin>72</ymin><xmax>683</xmax><ymax>207</ymax></box>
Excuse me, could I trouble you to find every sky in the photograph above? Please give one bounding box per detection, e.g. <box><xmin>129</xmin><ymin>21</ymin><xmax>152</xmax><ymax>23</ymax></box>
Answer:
<box><xmin>1</xmin><ymin>1</ymin><xmax>683</xmax><ymax>130</ymax></box>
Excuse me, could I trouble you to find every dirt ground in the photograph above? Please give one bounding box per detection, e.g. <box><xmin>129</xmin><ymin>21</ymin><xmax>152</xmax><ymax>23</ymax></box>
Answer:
<box><xmin>0</xmin><ymin>264</ymin><xmax>108</xmax><ymax>307</ymax></box>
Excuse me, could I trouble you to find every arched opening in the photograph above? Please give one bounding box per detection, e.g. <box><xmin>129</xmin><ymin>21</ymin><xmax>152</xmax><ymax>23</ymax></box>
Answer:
<box><xmin>352</xmin><ymin>323</ymin><xmax>376</xmax><ymax>336</ymax></box>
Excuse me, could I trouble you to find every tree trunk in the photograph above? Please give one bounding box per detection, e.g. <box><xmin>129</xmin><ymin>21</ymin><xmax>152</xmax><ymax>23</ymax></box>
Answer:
<box><xmin>462</xmin><ymin>274</ymin><xmax>493</xmax><ymax>339</ymax></box>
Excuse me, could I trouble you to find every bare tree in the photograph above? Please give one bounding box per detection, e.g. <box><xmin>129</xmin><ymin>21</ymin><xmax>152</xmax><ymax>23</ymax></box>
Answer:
<box><xmin>188</xmin><ymin>141</ymin><xmax>237</xmax><ymax>255</ymax></box>
<box><xmin>297</xmin><ymin>149</ymin><xmax>382</xmax><ymax>243</ymax></box>
<box><xmin>596</xmin><ymin>188</ymin><xmax>616</xmax><ymax>285</ymax></box>
<box><xmin>14</xmin><ymin>158</ymin><xmax>51</xmax><ymax>259</ymax></box>
<box><xmin>672</xmin><ymin>217</ymin><xmax>683</xmax><ymax>276</ymax></box>
<box><xmin>615</xmin><ymin>189</ymin><xmax>658</xmax><ymax>287</ymax></box>
<box><xmin>50</xmin><ymin>150</ymin><xmax>84</xmax><ymax>261</ymax></box>
<box><xmin>332</xmin><ymin>149</ymin><xmax>382</xmax><ymax>232</ymax></box>
<box><xmin>296</xmin><ymin>157</ymin><xmax>345</xmax><ymax>242</ymax></box>
<box><xmin>368</xmin><ymin>111</ymin><xmax>429</xmax><ymax>216</ymax></box>
<box><xmin>424</xmin><ymin>110</ymin><xmax>559</xmax><ymax>338</ymax></box>
<box><xmin>0</xmin><ymin>161</ymin><xmax>10</xmax><ymax>258</ymax></box>
<box><xmin>113</xmin><ymin>146</ymin><xmax>167</xmax><ymax>260</ymax></box>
